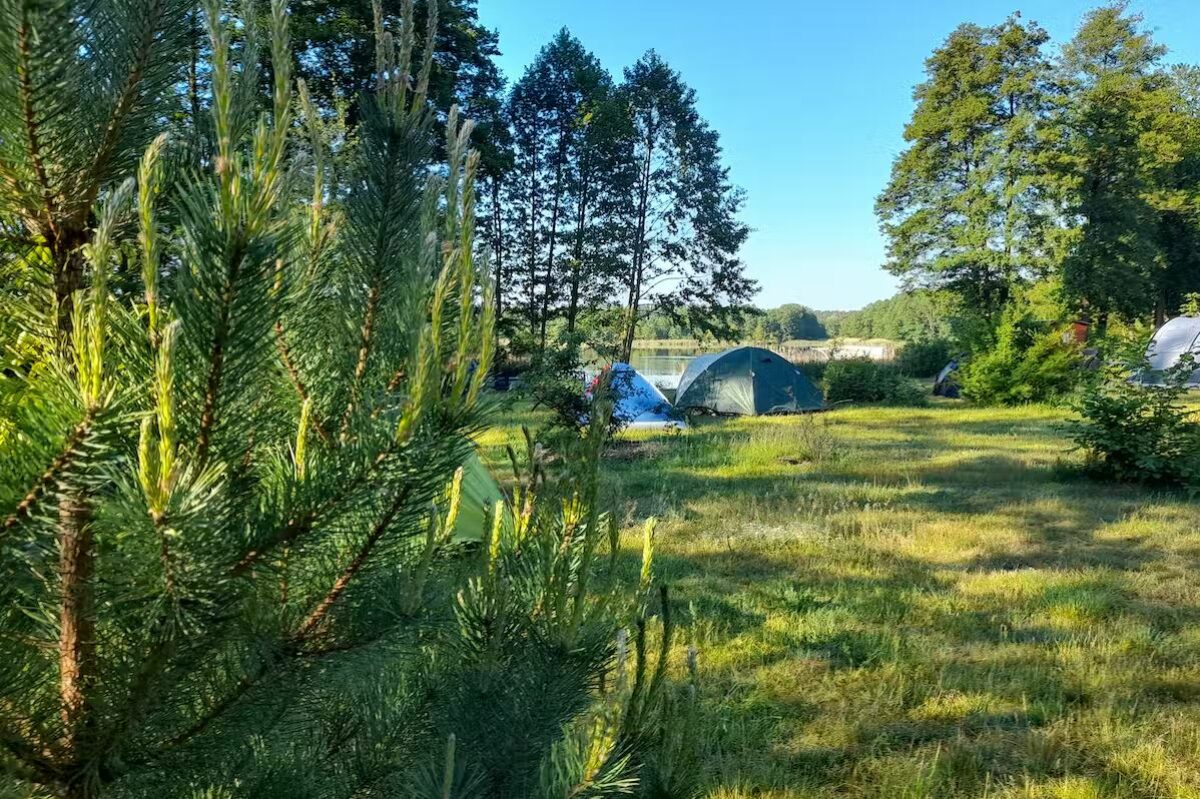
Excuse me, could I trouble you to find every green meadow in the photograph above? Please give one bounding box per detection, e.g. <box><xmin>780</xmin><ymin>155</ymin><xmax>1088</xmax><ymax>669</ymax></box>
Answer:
<box><xmin>477</xmin><ymin>403</ymin><xmax>1200</xmax><ymax>799</ymax></box>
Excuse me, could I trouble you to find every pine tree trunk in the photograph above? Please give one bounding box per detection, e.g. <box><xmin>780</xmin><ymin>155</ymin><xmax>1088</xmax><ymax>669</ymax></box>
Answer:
<box><xmin>52</xmin><ymin>241</ymin><xmax>88</xmax><ymax>345</ymax></box>
<box><xmin>57</xmin><ymin>488</ymin><xmax>96</xmax><ymax>772</ymax></box>
<box><xmin>566</xmin><ymin>166</ymin><xmax>590</xmax><ymax>333</ymax></box>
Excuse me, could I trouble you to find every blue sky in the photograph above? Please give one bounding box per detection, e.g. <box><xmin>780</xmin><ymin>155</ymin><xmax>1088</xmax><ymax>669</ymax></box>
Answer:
<box><xmin>477</xmin><ymin>0</ymin><xmax>1200</xmax><ymax>311</ymax></box>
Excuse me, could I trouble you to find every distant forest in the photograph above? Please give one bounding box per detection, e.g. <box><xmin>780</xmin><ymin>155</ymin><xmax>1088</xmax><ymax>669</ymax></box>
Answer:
<box><xmin>633</xmin><ymin>290</ymin><xmax>951</xmax><ymax>344</ymax></box>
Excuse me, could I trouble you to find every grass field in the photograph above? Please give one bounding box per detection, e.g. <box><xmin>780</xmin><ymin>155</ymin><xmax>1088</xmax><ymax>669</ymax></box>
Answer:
<box><xmin>477</xmin><ymin>402</ymin><xmax>1200</xmax><ymax>799</ymax></box>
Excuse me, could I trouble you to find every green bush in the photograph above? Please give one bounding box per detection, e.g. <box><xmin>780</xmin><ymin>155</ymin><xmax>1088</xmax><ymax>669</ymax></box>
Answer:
<box><xmin>896</xmin><ymin>339</ymin><xmax>954</xmax><ymax>378</ymax></box>
<box><xmin>1069</xmin><ymin>358</ymin><xmax>1200</xmax><ymax>487</ymax></box>
<box><xmin>824</xmin><ymin>358</ymin><xmax>926</xmax><ymax>406</ymax></box>
<box><xmin>959</xmin><ymin>308</ymin><xmax>1081</xmax><ymax>405</ymax></box>
<box><xmin>798</xmin><ymin>359</ymin><xmax>828</xmax><ymax>383</ymax></box>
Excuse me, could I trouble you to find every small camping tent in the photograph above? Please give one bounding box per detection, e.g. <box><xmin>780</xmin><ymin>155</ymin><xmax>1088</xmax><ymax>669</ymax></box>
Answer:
<box><xmin>1139</xmin><ymin>316</ymin><xmax>1200</xmax><ymax>387</ymax></box>
<box><xmin>675</xmin><ymin>346</ymin><xmax>823</xmax><ymax>415</ymax></box>
<box><xmin>602</xmin><ymin>363</ymin><xmax>684</xmax><ymax>429</ymax></box>
<box><xmin>932</xmin><ymin>359</ymin><xmax>960</xmax><ymax>398</ymax></box>
<box><xmin>452</xmin><ymin>453</ymin><xmax>507</xmax><ymax>541</ymax></box>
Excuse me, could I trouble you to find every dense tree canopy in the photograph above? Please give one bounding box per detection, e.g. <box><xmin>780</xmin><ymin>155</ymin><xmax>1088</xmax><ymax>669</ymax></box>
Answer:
<box><xmin>878</xmin><ymin>3</ymin><xmax>1200</xmax><ymax>350</ymax></box>
<box><xmin>877</xmin><ymin>14</ymin><xmax>1058</xmax><ymax>319</ymax></box>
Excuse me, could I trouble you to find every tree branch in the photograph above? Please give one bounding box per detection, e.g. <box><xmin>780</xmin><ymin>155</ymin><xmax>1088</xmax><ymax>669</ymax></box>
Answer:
<box><xmin>339</xmin><ymin>277</ymin><xmax>381</xmax><ymax>441</ymax></box>
<box><xmin>3</xmin><ymin>410</ymin><xmax>94</xmax><ymax>535</ymax></box>
<box><xmin>84</xmin><ymin>0</ymin><xmax>165</xmax><ymax>210</ymax></box>
<box><xmin>16</xmin><ymin>4</ymin><xmax>58</xmax><ymax>238</ymax></box>
<box><xmin>195</xmin><ymin>236</ymin><xmax>247</xmax><ymax>469</ymax></box>
<box><xmin>293</xmin><ymin>488</ymin><xmax>409</xmax><ymax>641</ymax></box>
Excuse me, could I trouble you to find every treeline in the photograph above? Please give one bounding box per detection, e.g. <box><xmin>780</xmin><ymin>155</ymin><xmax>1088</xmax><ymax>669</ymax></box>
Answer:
<box><xmin>483</xmin><ymin>32</ymin><xmax>752</xmax><ymax>362</ymax></box>
<box><xmin>816</xmin><ymin>291</ymin><xmax>951</xmax><ymax>342</ymax></box>
<box><xmin>637</xmin><ymin>303</ymin><xmax>827</xmax><ymax>342</ymax></box>
<box><xmin>876</xmin><ymin>5</ymin><xmax>1200</xmax><ymax>403</ymax></box>
<box><xmin>635</xmin><ymin>292</ymin><xmax>954</xmax><ymax>345</ymax></box>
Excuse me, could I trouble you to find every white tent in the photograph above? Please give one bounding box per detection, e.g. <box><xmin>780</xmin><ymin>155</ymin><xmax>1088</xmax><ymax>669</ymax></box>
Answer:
<box><xmin>598</xmin><ymin>364</ymin><xmax>685</xmax><ymax>429</ymax></box>
<box><xmin>1140</xmin><ymin>316</ymin><xmax>1200</xmax><ymax>386</ymax></box>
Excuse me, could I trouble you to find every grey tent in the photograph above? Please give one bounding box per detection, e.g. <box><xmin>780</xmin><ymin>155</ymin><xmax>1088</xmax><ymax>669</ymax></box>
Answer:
<box><xmin>933</xmin><ymin>359</ymin><xmax>961</xmax><ymax>398</ymax></box>
<box><xmin>1139</xmin><ymin>316</ymin><xmax>1200</xmax><ymax>387</ymax></box>
<box><xmin>675</xmin><ymin>346</ymin><xmax>824</xmax><ymax>415</ymax></box>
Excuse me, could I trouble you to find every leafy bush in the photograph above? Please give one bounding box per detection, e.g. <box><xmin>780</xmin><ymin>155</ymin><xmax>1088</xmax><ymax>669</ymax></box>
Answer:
<box><xmin>1069</xmin><ymin>358</ymin><xmax>1200</xmax><ymax>487</ymax></box>
<box><xmin>896</xmin><ymin>339</ymin><xmax>954</xmax><ymax>378</ymax></box>
<box><xmin>824</xmin><ymin>358</ymin><xmax>926</xmax><ymax>406</ymax></box>
<box><xmin>959</xmin><ymin>308</ymin><xmax>1082</xmax><ymax>405</ymax></box>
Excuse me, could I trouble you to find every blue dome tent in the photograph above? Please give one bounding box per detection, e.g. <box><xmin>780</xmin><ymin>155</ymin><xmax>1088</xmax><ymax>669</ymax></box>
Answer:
<box><xmin>592</xmin><ymin>363</ymin><xmax>684</xmax><ymax>429</ymax></box>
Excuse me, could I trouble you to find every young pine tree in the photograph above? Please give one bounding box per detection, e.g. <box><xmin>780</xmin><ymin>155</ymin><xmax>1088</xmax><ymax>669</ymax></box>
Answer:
<box><xmin>0</xmin><ymin>3</ymin><xmax>691</xmax><ymax>798</ymax></box>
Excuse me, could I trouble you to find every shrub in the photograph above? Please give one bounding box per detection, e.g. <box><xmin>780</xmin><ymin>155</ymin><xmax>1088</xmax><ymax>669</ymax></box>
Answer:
<box><xmin>824</xmin><ymin>358</ymin><xmax>926</xmax><ymax>406</ymax></box>
<box><xmin>959</xmin><ymin>308</ymin><xmax>1082</xmax><ymax>405</ymax></box>
<box><xmin>1069</xmin><ymin>358</ymin><xmax>1200</xmax><ymax>487</ymax></box>
<box><xmin>896</xmin><ymin>339</ymin><xmax>954</xmax><ymax>378</ymax></box>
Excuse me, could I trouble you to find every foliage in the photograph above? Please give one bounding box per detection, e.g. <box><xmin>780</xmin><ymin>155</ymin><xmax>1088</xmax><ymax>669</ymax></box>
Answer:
<box><xmin>518</xmin><ymin>330</ymin><xmax>594</xmax><ymax>434</ymax></box>
<box><xmin>823</xmin><ymin>358</ymin><xmax>926</xmax><ymax>406</ymax></box>
<box><xmin>0</xmin><ymin>5</ymin><xmax>692</xmax><ymax>797</ymax></box>
<box><xmin>1069</xmin><ymin>357</ymin><xmax>1200</xmax><ymax>487</ymax></box>
<box><xmin>818</xmin><ymin>291</ymin><xmax>951</xmax><ymax>342</ymax></box>
<box><xmin>751</xmin><ymin>304</ymin><xmax>826</xmax><ymax>342</ymax></box>
<box><xmin>288</xmin><ymin>0</ymin><xmax>506</xmax><ymax>157</ymax></box>
<box><xmin>876</xmin><ymin>15</ymin><xmax>1059</xmax><ymax>318</ymax></box>
<box><xmin>1053</xmin><ymin>6</ymin><xmax>1180</xmax><ymax>327</ymax></box>
<box><xmin>895</xmin><ymin>339</ymin><xmax>955</xmax><ymax>378</ymax></box>
<box><xmin>613</xmin><ymin>51</ymin><xmax>754</xmax><ymax>360</ymax></box>
<box><xmin>958</xmin><ymin>307</ymin><xmax>1082</xmax><ymax>405</ymax></box>
<box><xmin>503</xmin><ymin>30</ymin><xmax>621</xmax><ymax>348</ymax></box>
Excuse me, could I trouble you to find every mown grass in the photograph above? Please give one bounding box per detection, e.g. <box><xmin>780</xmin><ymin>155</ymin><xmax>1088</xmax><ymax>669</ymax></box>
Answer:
<box><xmin>476</xmin><ymin>402</ymin><xmax>1200</xmax><ymax>798</ymax></box>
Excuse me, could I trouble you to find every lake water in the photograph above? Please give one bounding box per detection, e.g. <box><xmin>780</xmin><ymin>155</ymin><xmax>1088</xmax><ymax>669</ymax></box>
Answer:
<box><xmin>588</xmin><ymin>342</ymin><xmax>897</xmax><ymax>391</ymax></box>
<box><xmin>627</xmin><ymin>350</ymin><xmax>707</xmax><ymax>390</ymax></box>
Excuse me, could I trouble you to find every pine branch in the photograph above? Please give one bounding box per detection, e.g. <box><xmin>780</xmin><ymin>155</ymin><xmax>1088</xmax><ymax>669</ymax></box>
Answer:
<box><xmin>85</xmin><ymin>0</ymin><xmax>166</xmax><ymax>209</ymax></box>
<box><xmin>294</xmin><ymin>487</ymin><xmax>409</xmax><ymax>640</ymax></box>
<box><xmin>162</xmin><ymin>661</ymin><xmax>266</xmax><ymax>751</ymax></box>
<box><xmin>15</xmin><ymin>2</ymin><xmax>58</xmax><ymax>239</ymax></box>
<box><xmin>274</xmin><ymin>320</ymin><xmax>332</xmax><ymax>445</ymax></box>
<box><xmin>339</xmin><ymin>276</ymin><xmax>381</xmax><ymax>441</ymax></box>
<box><xmin>195</xmin><ymin>236</ymin><xmax>247</xmax><ymax>469</ymax></box>
<box><xmin>0</xmin><ymin>700</ymin><xmax>59</xmax><ymax>780</ymax></box>
<box><xmin>230</xmin><ymin>442</ymin><xmax>399</xmax><ymax>576</ymax></box>
<box><xmin>2</xmin><ymin>409</ymin><xmax>95</xmax><ymax>534</ymax></box>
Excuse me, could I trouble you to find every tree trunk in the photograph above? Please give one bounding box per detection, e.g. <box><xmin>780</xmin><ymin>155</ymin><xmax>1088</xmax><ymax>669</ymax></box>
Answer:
<box><xmin>489</xmin><ymin>177</ymin><xmax>505</xmax><ymax>355</ymax></box>
<box><xmin>566</xmin><ymin>166</ymin><xmax>591</xmax><ymax>333</ymax></box>
<box><xmin>620</xmin><ymin>119</ymin><xmax>655</xmax><ymax>364</ymax></box>
<box><xmin>58</xmin><ymin>488</ymin><xmax>96</xmax><ymax>769</ymax></box>
<box><xmin>540</xmin><ymin>152</ymin><xmax>565</xmax><ymax>349</ymax></box>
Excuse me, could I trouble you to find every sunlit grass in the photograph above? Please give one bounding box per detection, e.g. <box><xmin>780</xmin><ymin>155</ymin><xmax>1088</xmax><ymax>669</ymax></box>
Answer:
<box><xmin>479</xmin><ymin>401</ymin><xmax>1200</xmax><ymax>798</ymax></box>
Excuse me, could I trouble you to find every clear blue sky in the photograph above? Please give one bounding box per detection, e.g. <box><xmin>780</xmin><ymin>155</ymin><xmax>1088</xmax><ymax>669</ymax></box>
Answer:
<box><xmin>477</xmin><ymin>0</ymin><xmax>1200</xmax><ymax>311</ymax></box>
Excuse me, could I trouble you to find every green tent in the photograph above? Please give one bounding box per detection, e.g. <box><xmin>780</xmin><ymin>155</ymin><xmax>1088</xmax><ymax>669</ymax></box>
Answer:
<box><xmin>451</xmin><ymin>452</ymin><xmax>507</xmax><ymax>541</ymax></box>
<box><xmin>675</xmin><ymin>346</ymin><xmax>824</xmax><ymax>415</ymax></box>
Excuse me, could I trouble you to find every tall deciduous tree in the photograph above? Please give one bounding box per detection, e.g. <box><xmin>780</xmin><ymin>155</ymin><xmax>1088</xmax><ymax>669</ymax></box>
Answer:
<box><xmin>615</xmin><ymin>51</ymin><xmax>752</xmax><ymax>362</ymax></box>
<box><xmin>504</xmin><ymin>30</ymin><xmax>612</xmax><ymax>348</ymax></box>
<box><xmin>877</xmin><ymin>15</ymin><xmax>1057</xmax><ymax>319</ymax></box>
<box><xmin>288</xmin><ymin>0</ymin><xmax>506</xmax><ymax>171</ymax></box>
